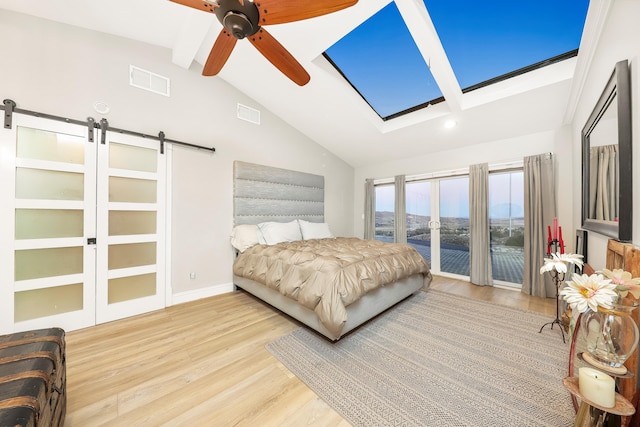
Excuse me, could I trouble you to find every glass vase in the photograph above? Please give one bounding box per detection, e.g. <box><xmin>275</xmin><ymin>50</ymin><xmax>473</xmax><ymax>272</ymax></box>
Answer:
<box><xmin>580</xmin><ymin>299</ymin><xmax>639</xmax><ymax>369</ymax></box>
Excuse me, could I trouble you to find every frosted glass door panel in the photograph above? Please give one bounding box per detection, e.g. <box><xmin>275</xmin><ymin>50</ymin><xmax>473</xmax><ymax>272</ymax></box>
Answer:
<box><xmin>17</xmin><ymin>127</ymin><xmax>85</xmax><ymax>164</ymax></box>
<box><xmin>109</xmin><ymin>142</ymin><xmax>157</xmax><ymax>172</ymax></box>
<box><xmin>14</xmin><ymin>283</ymin><xmax>83</xmax><ymax>322</ymax></box>
<box><xmin>2</xmin><ymin>114</ymin><xmax>96</xmax><ymax>334</ymax></box>
<box><xmin>108</xmin><ymin>273</ymin><xmax>156</xmax><ymax>304</ymax></box>
<box><xmin>109</xmin><ymin>177</ymin><xmax>156</xmax><ymax>203</ymax></box>
<box><xmin>16</xmin><ymin>209</ymin><xmax>83</xmax><ymax>239</ymax></box>
<box><xmin>15</xmin><ymin>246</ymin><xmax>83</xmax><ymax>281</ymax></box>
<box><xmin>109</xmin><ymin>211</ymin><xmax>156</xmax><ymax>236</ymax></box>
<box><xmin>16</xmin><ymin>168</ymin><xmax>84</xmax><ymax>200</ymax></box>
<box><xmin>96</xmin><ymin>130</ymin><xmax>165</xmax><ymax>324</ymax></box>
<box><xmin>108</xmin><ymin>242</ymin><xmax>156</xmax><ymax>271</ymax></box>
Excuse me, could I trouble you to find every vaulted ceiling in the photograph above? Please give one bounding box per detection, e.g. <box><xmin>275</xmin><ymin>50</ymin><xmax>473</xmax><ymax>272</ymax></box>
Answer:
<box><xmin>0</xmin><ymin>0</ymin><xmax>598</xmax><ymax>167</ymax></box>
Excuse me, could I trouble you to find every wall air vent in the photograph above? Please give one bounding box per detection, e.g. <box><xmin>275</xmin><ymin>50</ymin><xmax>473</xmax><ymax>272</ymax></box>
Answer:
<box><xmin>237</xmin><ymin>103</ymin><xmax>260</xmax><ymax>125</ymax></box>
<box><xmin>129</xmin><ymin>65</ymin><xmax>170</xmax><ymax>97</ymax></box>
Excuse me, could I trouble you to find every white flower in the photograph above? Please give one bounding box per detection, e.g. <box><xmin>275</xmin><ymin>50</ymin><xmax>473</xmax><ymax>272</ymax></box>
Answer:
<box><xmin>559</xmin><ymin>273</ymin><xmax>618</xmax><ymax>313</ymax></box>
<box><xmin>540</xmin><ymin>252</ymin><xmax>584</xmax><ymax>274</ymax></box>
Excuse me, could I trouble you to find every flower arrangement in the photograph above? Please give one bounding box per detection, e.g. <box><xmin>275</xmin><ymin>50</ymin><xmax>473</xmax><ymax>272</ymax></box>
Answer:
<box><xmin>539</xmin><ymin>252</ymin><xmax>640</xmax><ymax>313</ymax></box>
<box><xmin>559</xmin><ymin>268</ymin><xmax>640</xmax><ymax>314</ymax></box>
<box><xmin>539</xmin><ymin>251</ymin><xmax>640</xmax><ymax>346</ymax></box>
<box><xmin>540</xmin><ymin>250</ymin><xmax>640</xmax><ymax>370</ymax></box>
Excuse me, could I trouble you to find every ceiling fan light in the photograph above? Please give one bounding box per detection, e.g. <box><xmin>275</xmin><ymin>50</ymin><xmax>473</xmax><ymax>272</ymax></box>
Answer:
<box><xmin>223</xmin><ymin>11</ymin><xmax>254</xmax><ymax>39</ymax></box>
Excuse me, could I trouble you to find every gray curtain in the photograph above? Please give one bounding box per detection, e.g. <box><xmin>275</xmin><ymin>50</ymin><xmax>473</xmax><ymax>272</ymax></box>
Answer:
<box><xmin>394</xmin><ymin>175</ymin><xmax>407</xmax><ymax>244</ymax></box>
<box><xmin>364</xmin><ymin>179</ymin><xmax>375</xmax><ymax>240</ymax></box>
<box><xmin>589</xmin><ymin>144</ymin><xmax>618</xmax><ymax>221</ymax></box>
<box><xmin>469</xmin><ymin>163</ymin><xmax>492</xmax><ymax>286</ymax></box>
<box><xmin>522</xmin><ymin>153</ymin><xmax>556</xmax><ymax>297</ymax></box>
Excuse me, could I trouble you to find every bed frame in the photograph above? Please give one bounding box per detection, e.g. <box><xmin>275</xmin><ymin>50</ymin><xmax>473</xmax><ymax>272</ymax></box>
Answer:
<box><xmin>232</xmin><ymin>161</ymin><xmax>425</xmax><ymax>340</ymax></box>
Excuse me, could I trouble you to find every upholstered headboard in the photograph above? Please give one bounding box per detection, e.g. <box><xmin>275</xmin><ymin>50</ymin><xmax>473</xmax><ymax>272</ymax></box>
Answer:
<box><xmin>233</xmin><ymin>161</ymin><xmax>324</xmax><ymax>225</ymax></box>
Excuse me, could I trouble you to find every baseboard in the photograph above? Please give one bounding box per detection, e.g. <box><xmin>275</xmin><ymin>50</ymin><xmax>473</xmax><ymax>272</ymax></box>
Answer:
<box><xmin>170</xmin><ymin>282</ymin><xmax>235</xmax><ymax>306</ymax></box>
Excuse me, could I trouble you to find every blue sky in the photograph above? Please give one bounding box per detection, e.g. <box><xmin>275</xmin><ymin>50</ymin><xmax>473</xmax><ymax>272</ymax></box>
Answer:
<box><xmin>326</xmin><ymin>0</ymin><xmax>589</xmax><ymax>118</ymax></box>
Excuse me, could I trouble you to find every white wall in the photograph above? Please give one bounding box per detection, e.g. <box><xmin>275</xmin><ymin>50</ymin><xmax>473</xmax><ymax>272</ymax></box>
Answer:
<box><xmin>0</xmin><ymin>10</ymin><xmax>354</xmax><ymax>298</ymax></box>
<box><xmin>353</xmin><ymin>127</ymin><xmax>574</xmax><ymax>241</ymax></box>
<box><xmin>570</xmin><ymin>0</ymin><xmax>640</xmax><ymax>269</ymax></box>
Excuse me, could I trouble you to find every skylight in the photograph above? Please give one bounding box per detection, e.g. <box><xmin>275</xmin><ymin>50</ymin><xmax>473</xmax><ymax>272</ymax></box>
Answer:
<box><xmin>324</xmin><ymin>0</ymin><xmax>590</xmax><ymax>121</ymax></box>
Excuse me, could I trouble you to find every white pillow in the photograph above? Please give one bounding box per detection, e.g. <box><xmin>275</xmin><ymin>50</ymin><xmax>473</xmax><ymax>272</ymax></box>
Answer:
<box><xmin>257</xmin><ymin>220</ymin><xmax>302</xmax><ymax>245</ymax></box>
<box><xmin>230</xmin><ymin>224</ymin><xmax>260</xmax><ymax>252</ymax></box>
<box><xmin>299</xmin><ymin>220</ymin><xmax>334</xmax><ymax>240</ymax></box>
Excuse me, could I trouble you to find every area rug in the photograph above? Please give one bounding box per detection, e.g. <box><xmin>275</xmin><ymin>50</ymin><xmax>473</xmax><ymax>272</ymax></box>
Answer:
<box><xmin>266</xmin><ymin>289</ymin><xmax>574</xmax><ymax>426</ymax></box>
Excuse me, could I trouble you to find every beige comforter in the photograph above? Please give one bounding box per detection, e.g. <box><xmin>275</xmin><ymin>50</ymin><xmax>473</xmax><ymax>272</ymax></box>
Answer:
<box><xmin>233</xmin><ymin>237</ymin><xmax>431</xmax><ymax>336</ymax></box>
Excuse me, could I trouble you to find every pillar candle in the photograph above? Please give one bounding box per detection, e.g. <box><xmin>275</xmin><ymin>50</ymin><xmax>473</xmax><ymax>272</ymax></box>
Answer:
<box><xmin>578</xmin><ymin>367</ymin><xmax>615</xmax><ymax>408</ymax></box>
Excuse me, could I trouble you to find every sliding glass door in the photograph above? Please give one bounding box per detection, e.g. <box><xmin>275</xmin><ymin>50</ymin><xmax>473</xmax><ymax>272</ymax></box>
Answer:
<box><xmin>403</xmin><ymin>173</ymin><xmax>523</xmax><ymax>286</ymax></box>
<box><xmin>406</xmin><ymin>181</ymin><xmax>432</xmax><ymax>264</ymax></box>
<box><xmin>374</xmin><ymin>184</ymin><xmax>395</xmax><ymax>242</ymax></box>
<box><xmin>488</xmin><ymin>171</ymin><xmax>524</xmax><ymax>285</ymax></box>
<box><xmin>404</xmin><ymin>177</ymin><xmax>469</xmax><ymax>278</ymax></box>
<box><xmin>438</xmin><ymin>177</ymin><xmax>470</xmax><ymax>277</ymax></box>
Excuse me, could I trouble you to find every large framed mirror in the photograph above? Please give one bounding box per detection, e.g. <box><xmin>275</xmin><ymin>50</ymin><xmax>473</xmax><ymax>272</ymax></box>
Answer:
<box><xmin>581</xmin><ymin>59</ymin><xmax>632</xmax><ymax>242</ymax></box>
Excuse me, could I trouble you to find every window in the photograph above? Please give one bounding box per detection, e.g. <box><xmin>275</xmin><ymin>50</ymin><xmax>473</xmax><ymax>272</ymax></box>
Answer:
<box><xmin>375</xmin><ymin>184</ymin><xmax>395</xmax><ymax>242</ymax></box>
<box><xmin>406</xmin><ymin>181</ymin><xmax>431</xmax><ymax>263</ymax></box>
<box><xmin>439</xmin><ymin>177</ymin><xmax>470</xmax><ymax>277</ymax></box>
<box><xmin>324</xmin><ymin>0</ymin><xmax>588</xmax><ymax>120</ymax></box>
<box><xmin>379</xmin><ymin>167</ymin><xmax>524</xmax><ymax>286</ymax></box>
<box><xmin>489</xmin><ymin>171</ymin><xmax>524</xmax><ymax>285</ymax></box>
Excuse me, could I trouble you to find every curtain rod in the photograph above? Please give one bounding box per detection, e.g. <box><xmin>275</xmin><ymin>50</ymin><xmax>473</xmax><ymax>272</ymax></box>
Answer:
<box><xmin>372</xmin><ymin>159</ymin><xmax>526</xmax><ymax>185</ymax></box>
<box><xmin>2</xmin><ymin>99</ymin><xmax>215</xmax><ymax>153</ymax></box>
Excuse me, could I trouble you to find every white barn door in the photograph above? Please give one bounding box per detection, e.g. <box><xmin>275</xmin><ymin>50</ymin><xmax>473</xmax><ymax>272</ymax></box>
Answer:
<box><xmin>0</xmin><ymin>114</ymin><xmax>166</xmax><ymax>333</ymax></box>
<box><xmin>95</xmin><ymin>131</ymin><xmax>166</xmax><ymax>324</ymax></box>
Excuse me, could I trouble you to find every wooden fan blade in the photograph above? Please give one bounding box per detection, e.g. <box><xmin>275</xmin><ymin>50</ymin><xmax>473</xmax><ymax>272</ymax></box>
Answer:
<box><xmin>258</xmin><ymin>0</ymin><xmax>358</xmax><ymax>25</ymax></box>
<box><xmin>169</xmin><ymin>0</ymin><xmax>219</xmax><ymax>13</ymax></box>
<box><xmin>248</xmin><ymin>27</ymin><xmax>310</xmax><ymax>86</ymax></box>
<box><xmin>203</xmin><ymin>29</ymin><xmax>237</xmax><ymax>76</ymax></box>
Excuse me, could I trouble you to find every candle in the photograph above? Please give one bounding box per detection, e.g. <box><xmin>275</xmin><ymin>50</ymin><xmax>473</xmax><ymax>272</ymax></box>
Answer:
<box><xmin>553</xmin><ymin>218</ymin><xmax>558</xmax><ymax>240</ymax></box>
<box><xmin>547</xmin><ymin>225</ymin><xmax>552</xmax><ymax>255</ymax></box>
<box><xmin>558</xmin><ymin>226</ymin><xmax>564</xmax><ymax>254</ymax></box>
<box><xmin>579</xmin><ymin>367</ymin><xmax>615</xmax><ymax>408</ymax></box>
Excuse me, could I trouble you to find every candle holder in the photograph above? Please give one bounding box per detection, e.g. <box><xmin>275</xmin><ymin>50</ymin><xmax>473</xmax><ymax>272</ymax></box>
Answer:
<box><xmin>563</xmin><ymin>376</ymin><xmax>635</xmax><ymax>426</ymax></box>
<box><xmin>539</xmin><ymin>238</ymin><xmax>566</xmax><ymax>343</ymax></box>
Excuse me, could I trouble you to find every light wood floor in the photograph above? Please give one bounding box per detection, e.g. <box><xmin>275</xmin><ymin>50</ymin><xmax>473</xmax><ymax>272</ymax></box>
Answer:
<box><xmin>64</xmin><ymin>276</ymin><xmax>556</xmax><ymax>426</ymax></box>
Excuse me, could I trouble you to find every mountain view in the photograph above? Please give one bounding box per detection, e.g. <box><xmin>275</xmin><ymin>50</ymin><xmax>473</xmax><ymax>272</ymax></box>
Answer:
<box><xmin>375</xmin><ymin>211</ymin><xmax>525</xmax><ymax>284</ymax></box>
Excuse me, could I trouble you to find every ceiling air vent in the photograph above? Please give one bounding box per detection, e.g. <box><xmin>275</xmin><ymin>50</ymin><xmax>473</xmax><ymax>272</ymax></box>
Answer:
<box><xmin>129</xmin><ymin>65</ymin><xmax>170</xmax><ymax>97</ymax></box>
<box><xmin>237</xmin><ymin>103</ymin><xmax>260</xmax><ymax>125</ymax></box>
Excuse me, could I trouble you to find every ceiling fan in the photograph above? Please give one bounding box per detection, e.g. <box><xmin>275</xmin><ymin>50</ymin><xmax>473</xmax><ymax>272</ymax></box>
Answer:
<box><xmin>170</xmin><ymin>0</ymin><xmax>359</xmax><ymax>86</ymax></box>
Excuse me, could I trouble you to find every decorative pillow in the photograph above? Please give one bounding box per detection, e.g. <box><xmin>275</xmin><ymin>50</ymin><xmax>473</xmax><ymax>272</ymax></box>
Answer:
<box><xmin>257</xmin><ymin>220</ymin><xmax>302</xmax><ymax>245</ymax></box>
<box><xmin>299</xmin><ymin>220</ymin><xmax>334</xmax><ymax>240</ymax></box>
<box><xmin>230</xmin><ymin>224</ymin><xmax>260</xmax><ymax>252</ymax></box>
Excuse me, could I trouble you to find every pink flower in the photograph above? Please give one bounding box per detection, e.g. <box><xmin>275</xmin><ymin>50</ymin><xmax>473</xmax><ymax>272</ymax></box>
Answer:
<box><xmin>601</xmin><ymin>268</ymin><xmax>640</xmax><ymax>299</ymax></box>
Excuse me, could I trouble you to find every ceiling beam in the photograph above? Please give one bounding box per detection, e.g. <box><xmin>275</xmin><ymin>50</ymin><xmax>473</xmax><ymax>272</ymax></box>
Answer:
<box><xmin>395</xmin><ymin>0</ymin><xmax>463</xmax><ymax>114</ymax></box>
<box><xmin>171</xmin><ymin>11</ymin><xmax>216</xmax><ymax>69</ymax></box>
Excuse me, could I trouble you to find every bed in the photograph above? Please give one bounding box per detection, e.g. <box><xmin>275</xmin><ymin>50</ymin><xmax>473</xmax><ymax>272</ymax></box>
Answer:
<box><xmin>231</xmin><ymin>161</ymin><xmax>432</xmax><ymax>340</ymax></box>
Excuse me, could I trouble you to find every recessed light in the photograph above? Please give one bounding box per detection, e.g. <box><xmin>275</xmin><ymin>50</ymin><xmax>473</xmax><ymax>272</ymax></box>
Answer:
<box><xmin>444</xmin><ymin>119</ymin><xmax>457</xmax><ymax>129</ymax></box>
<box><xmin>93</xmin><ymin>101</ymin><xmax>110</xmax><ymax>114</ymax></box>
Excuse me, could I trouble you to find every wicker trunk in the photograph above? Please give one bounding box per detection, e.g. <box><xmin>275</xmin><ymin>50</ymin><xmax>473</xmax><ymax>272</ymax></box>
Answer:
<box><xmin>0</xmin><ymin>328</ymin><xmax>66</xmax><ymax>427</ymax></box>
